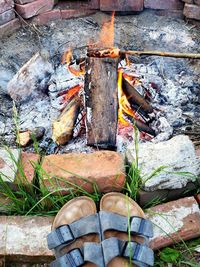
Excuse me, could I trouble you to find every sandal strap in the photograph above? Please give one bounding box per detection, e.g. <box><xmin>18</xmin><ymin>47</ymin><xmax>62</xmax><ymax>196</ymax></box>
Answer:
<box><xmin>50</xmin><ymin>248</ymin><xmax>84</xmax><ymax>267</ymax></box>
<box><xmin>102</xmin><ymin>237</ymin><xmax>154</xmax><ymax>267</ymax></box>
<box><xmin>47</xmin><ymin>214</ymin><xmax>100</xmax><ymax>250</ymax></box>
<box><xmin>99</xmin><ymin>211</ymin><xmax>153</xmax><ymax>238</ymax></box>
<box><xmin>83</xmin><ymin>243</ymin><xmax>105</xmax><ymax>267</ymax></box>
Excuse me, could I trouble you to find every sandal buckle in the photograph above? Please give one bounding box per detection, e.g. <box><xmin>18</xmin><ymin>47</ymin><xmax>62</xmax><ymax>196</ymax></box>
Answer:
<box><xmin>56</xmin><ymin>225</ymin><xmax>74</xmax><ymax>244</ymax></box>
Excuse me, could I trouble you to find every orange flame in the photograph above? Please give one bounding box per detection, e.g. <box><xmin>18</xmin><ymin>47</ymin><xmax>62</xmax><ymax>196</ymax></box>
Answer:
<box><xmin>61</xmin><ymin>84</ymin><xmax>81</xmax><ymax>103</ymax></box>
<box><xmin>61</xmin><ymin>48</ymin><xmax>72</xmax><ymax>65</ymax></box>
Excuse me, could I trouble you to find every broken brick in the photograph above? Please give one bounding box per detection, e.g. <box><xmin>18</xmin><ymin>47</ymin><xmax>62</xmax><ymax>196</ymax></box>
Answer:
<box><xmin>147</xmin><ymin>197</ymin><xmax>200</xmax><ymax>250</ymax></box>
<box><xmin>15</xmin><ymin>0</ymin><xmax>54</xmax><ymax>19</ymax></box>
<box><xmin>183</xmin><ymin>3</ymin><xmax>200</xmax><ymax>19</ymax></box>
<box><xmin>144</xmin><ymin>0</ymin><xmax>184</xmax><ymax>10</ymax></box>
<box><xmin>41</xmin><ymin>151</ymin><xmax>125</xmax><ymax>194</ymax></box>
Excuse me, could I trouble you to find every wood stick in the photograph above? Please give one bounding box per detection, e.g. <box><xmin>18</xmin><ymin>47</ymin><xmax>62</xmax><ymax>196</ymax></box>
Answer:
<box><xmin>84</xmin><ymin>57</ymin><xmax>119</xmax><ymax>149</ymax></box>
<box><xmin>87</xmin><ymin>48</ymin><xmax>200</xmax><ymax>59</ymax></box>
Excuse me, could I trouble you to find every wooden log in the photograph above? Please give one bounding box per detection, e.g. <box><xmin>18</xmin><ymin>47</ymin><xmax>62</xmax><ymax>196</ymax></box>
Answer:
<box><xmin>122</xmin><ymin>76</ymin><xmax>153</xmax><ymax>113</ymax></box>
<box><xmin>52</xmin><ymin>96</ymin><xmax>80</xmax><ymax>145</ymax></box>
<box><xmin>84</xmin><ymin>56</ymin><xmax>119</xmax><ymax>149</ymax></box>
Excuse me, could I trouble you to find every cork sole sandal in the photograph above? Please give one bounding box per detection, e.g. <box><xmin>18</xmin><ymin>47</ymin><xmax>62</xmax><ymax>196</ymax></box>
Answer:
<box><xmin>99</xmin><ymin>192</ymin><xmax>154</xmax><ymax>267</ymax></box>
<box><xmin>47</xmin><ymin>196</ymin><xmax>102</xmax><ymax>267</ymax></box>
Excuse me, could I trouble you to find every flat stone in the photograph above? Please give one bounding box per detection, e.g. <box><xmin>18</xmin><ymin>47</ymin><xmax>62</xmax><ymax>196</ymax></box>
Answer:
<box><xmin>183</xmin><ymin>3</ymin><xmax>200</xmax><ymax>19</ymax></box>
<box><xmin>139</xmin><ymin>181</ymin><xmax>196</xmax><ymax>207</ymax></box>
<box><xmin>100</xmin><ymin>0</ymin><xmax>144</xmax><ymax>11</ymax></box>
<box><xmin>15</xmin><ymin>152</ymin><xmax>40</xmax><ymax>184</ymax></box>
<box><xmin>0</xmin><ymin>0</ymin><xmax>14</xmax><ymax>13</ymax></box>
<box><xmin>0</xmin><ymin>18</ymin><xmax>21</xmax><ymax>38</ymax></box>
<box><xmin>41</xmin><ymin>151</ymin><xmax>126</xmax><ymax>194</ymax></box>
<box><xmin>15</xmin><ymin>0</ymin><xmax>54</xmax><ymax>19</ymax></box>
<box><xmin>30</xmin><ymin>9</ymin><xmax>61</xmax><ymax>25</ymax></box>
<box><xmin>0</xmin><ymin>9</ymin><xmax>15</xmax><ymax>26</ymax></box>
<box><xmin>61</xmin><ymin>9</ymin><xmax>96</xmax><ymax>20</ymax></box>
<box><xmin>126</xmin><ymin>135</ymin><xmax>200</xmax><ymax>191</ymax></box>
<box><xmin>0</xmin><ymin>148</ymin><xmax>20</xmax><ymax>182</ymax></box>
<box><xmin>5</xmin><ymin>216</ymin><xmax>53</xmax><ymax>261</ymax></box>
<box><xmin>7</xmin><ymin>50</ymin><xmax>54</xmax><ymax>102</ymax></box>
<box><xmin>147</xmin><ymin>197</ymin><xmax>200</xmax><ymax>249</ymax></box>
<box><xmin>144</xmin><ymin>0</ymin><xmax>184</xmax><ymax>10</ymax></box>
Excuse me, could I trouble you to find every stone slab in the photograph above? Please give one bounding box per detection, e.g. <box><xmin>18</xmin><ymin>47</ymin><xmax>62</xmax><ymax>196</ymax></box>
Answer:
<box><xmin>184</xmin><ymin>3</ymin><xmax>200</xmax><ymax>19</ymax></box>
<box><xmin>15</xmin><ymin>152</ymin><xmax>40</xmax><ymax>184</ymax></box>
<box><xmin>0</xmin><ymin>18</ymin><xmax>20</xmax><ymax>37</ymax></box>
<box><xmin>0</xmin><ymin>9</ymin><xmax>15</xmax><ymax>26</ymax></box>
<box><xmin>0</xmin><ymin>148</ymin><xmax>20</xmax><ymax>182</ymax></box>
<box><xmin>144</xmin><ymin>0</ymin><xmax>184</xmax><ymax>10</ymax></box>
<box><xmin>126</xmin><ymin>135</ymin><xmax>200</xmax><ymax>191</ymax></box>
<box><xmin>15</xmin><ymin>0</ymin><xmax>54</xmax><ymax>19</ymax></box>
<box><xmin>41</xmin><ymin>151</ymin><xmax>126</xmax><ymax>194</ymax></box>
<box><xmin>0</xmin><ymin>0</ymin><xmax>14</xmax><ymax>13</ymax></box>
<box><xmin>100</xmin><ymin>0</ymin><xmax>144</xmax><ymax>11</ymax></box>
<box><xmin>147</xmin><ymin>197</ymin><xmax>200</xmax><ymax>250</ymax></box>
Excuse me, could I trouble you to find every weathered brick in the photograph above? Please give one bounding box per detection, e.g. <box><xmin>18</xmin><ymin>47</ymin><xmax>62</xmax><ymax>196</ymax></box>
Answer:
<box><xmin>56</xmin><ymin>0</ymin><xmax>100</xmax><ymax>10</ymax></box>
<box><xmin>147</xmin><ymin>197</ymin><xmax>200</xmax><ymax>250</ymax></box>
<box><xmin>0</xmin><ymin>148</ymin><xmax>20</xmax><ymax>183</ymax></box>
<box><xmin>30</xmin><ymin>9</ymin><xmax>61</xmax><ymax>25</ymax></box>
<box><xmin>144</xmin><ymin>0</ymin><xmax>184</xmax><ymax>10</ymax></box>
<box><xmin>0</xmin><ymin>9</ymin><xmax>15</xmax><ymax>26</ymax></box>
<box><xmin>194</xmin><ymin>0</ymin><xmax>200</xmax><ymax>5</ymax></box>
<box><xmin>61</xmin><ymin>9</ymin><xmax>96</xmax><ymax>20</ymax></box>
<box><xmin>184</xmin><ymin>3</ymin><xmax>200</xmax><ymax>19</ymax></box>
<box><xmin>41</xmin><ymin>151</ymin><xmax>125</xmax><ymax>194</ymax></box>
<box><xmin>0</xmin><ymin>0</ymin><xmax>14</xmax><ymax>13</ymax></box>
<box><xmin>100</xmin><ymin>0</ymin><xmax>144</xmax><ymax>11</ymax></box>
<box><xmin>15</xmin><ymin>152</ymin><xmax>40</xmax><ymax>184</ymax></box>
<box><xmin>0</xmin><ymin>18</ymin><xmax>20</xmax><ymax>37</ymax></box>
<box><xmin>2</xmin><ymin>216</ymin><xmax>53</xmax><ymax>261</ymax></box>
<box><xmin>15</xmin><ymin>0</ymin><xmax>54</xmax><ymax>19</ymax></box>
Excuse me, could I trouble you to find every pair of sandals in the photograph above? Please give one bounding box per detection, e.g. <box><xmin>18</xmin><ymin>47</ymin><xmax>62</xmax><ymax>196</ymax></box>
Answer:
<box><xmin>47</xmin><ymin>192</ymin><xmax>154</xmax><ymax>267</ymax></box>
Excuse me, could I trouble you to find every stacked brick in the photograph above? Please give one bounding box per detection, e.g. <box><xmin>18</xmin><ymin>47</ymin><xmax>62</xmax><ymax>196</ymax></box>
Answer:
<box><xmin>0</xmin><ymin>0</ymin><xmax>20</xmax><ymax>36</ymax></box>
<box><xmin>182</xmin><ymin>0</ymin><xmax>200</xmax><ymax>20</ymax></box>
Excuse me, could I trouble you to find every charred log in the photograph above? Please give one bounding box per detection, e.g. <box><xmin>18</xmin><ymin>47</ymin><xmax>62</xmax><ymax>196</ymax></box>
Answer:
<box><xmin>84</xmin><ymin>56</ymin><xmax>119</xmax><ymax>149</ymax></box>
<box><xmin>122</xmin><ymin>76</ymin><xmax>153</xmax><ymax>114</ymax></box>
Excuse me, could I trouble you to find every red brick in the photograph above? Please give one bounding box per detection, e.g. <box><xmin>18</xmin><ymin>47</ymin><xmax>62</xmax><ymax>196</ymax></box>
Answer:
<box><xmin>56</xmin><ymin>0</ymin><xmax>100</xmax><ymax>10</ymax></box>
<box><xmin>0</xmin><ymin>9</ymin><xmax>15</xmax><ymax>26</ymax></box>
<box><xmin>30</xmin><ymin>9</ymin><xmax>61</xmax><ymax>25</ymax></box>
<box><xmin>100</xmin><ymin>0</ymin><xmax>144</xmax><ymax>11</ymax></box>
<box><xmin>15</xmin><ymin>0</ymin><xmax>54</xmax><ymax>19</ymax></box>
<box><xmin>184</xmin><ymin>3</ymin><xmax>200</xmax><ymax>19</ymax></box>
<box><xmin>0</xmin><ymin>216</ymin><xmax>53</xmax><ymax>261</ymax></box>
<box><xmin>15</xmin><ymin>152</ymin><xmax>40</xmax><ymax>184</ymax></box>
<box><xmin>144</xmin><ymin>0</ymin><xmax>184</xmax><ymax>10</ymax></box>
<box><xmin>194</xmin><ymin>0</ymin><xmax>200</xmax><ymax>5</ymax></box>
<box><xmin>61</xmin><ymin>9</ymin><xmax>96</xmax><ymax>20</ymax></box>
<box><xmin>41</xmin><ymin>151</ymin><xmax>125</xmax><ymax>194</ymax></box>
<box><xmin>147</xmin><ymin>197</ymin><xmax>200</xmax><ymax>250</ymax></box>
<box><xmin>0</xmin><ymin>0</ymin><xmax>14</xmax><ymax>13</ymax></box>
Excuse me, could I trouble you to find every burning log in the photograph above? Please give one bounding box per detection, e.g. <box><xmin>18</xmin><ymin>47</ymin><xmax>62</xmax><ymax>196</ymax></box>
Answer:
<box><xmin>52</xmin><ymin>96</ymin><xmax>81</xmax><ymax>145</ymax></box>
<box><xmin>84</xmin><ymin>55</ymin><xmax>119</xmax><ymax>149</ymax></box>
<box><xmin>122</xmin><ymin>76</ymin><xmax>153</xmax><ymax>114</ymax></box>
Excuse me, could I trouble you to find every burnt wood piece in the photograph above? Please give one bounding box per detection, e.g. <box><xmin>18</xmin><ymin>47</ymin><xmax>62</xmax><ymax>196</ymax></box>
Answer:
<box><xmin>84</xmin><ymin>56</ymin><xmax>119</xmax><ymax>149</ymax></box>
<box><xmin>122</xmin><ymin>77</ymin><xmax>153</xmax><ymax>114</ymax></box>
<box><xmin>124</xmin><ymin>113</ymin><xmax>156</xmax><ymax>137</ymax></box>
